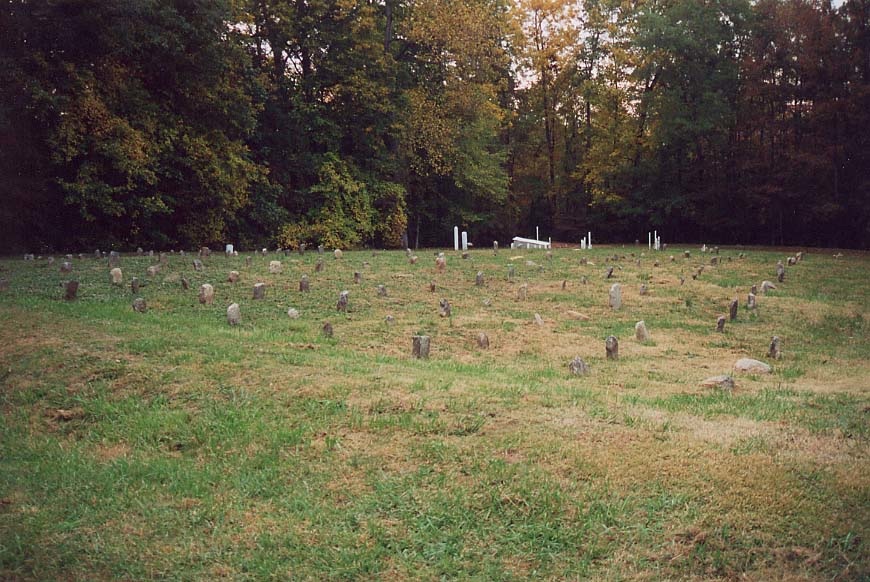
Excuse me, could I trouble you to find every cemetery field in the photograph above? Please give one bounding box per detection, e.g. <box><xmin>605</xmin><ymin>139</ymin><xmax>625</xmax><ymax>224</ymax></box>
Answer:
<box><xmin>1</xmin><ymin>247</ymin><xmax>868</xmax><ymax>581</ymax></box>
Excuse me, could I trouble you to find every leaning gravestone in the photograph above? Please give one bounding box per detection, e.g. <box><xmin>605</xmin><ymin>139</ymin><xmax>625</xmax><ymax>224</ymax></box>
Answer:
<box><xmin>609</xmin><ymin>283</ymin><xmax>622</xmax><ymax>310</ymax></box>
<box><xmin>605</xmin><ymin>336</ymin><xmax>619</xmax><ymax>360</ymax></box>
<box><xmin>568</xmin><ymin>357</ymin><xmax>589</xmax><ymax>376</ymax></box>
<box><xmin>193</xmin><ymin>259</ymin><xmax>203</xmax><ymax>272</ymax></box>
<box><xmin>253</xmin><ymin>283</ymin><xmax>266</xmax><ymax>300</ymax></box>
<box><xmin>132</xmin><ymin>298</ymin><xmax>147</xmax><ymax>313</ymax></box>
<box><xmin>181</xmin><ymin>277</ymin><xmax>190</xmax><ymax>290</ymax></box>
<box><xmin>635</xmin><ymin>321</ymin><xmax>649</xmax><ymax>342</ymax></box>
<box><xmin>199</xmin><ymin>284</ymin><xmax>214</xmax><ymax>305</ymax></box>
<box><xmin>768</xmin><ymin>336</ymin><xmax>782</xmax><ymax>360</ymax></box>
<box><xmin>605</xmin><ymin>266</ymin><xmax>614</xmax><ymax>279</ymax></box>
<box><xmin>787</xmin><ymin>256</ymin><xmax>796</xmax><ymax>266</ymax></box>
<box><xmin>729</xmin><ymin>299</ymin><xmax>738</xmax><ymax>321</ymax></box>
<box><xmin>761</xmin><ymin>280</ymin><xmax>776</xmax><ymax>294</ymax></box>
<box><xmin>227</xmin><ymin>303</ymin><xmax>241</xmax><ymax>325</ymax></box>
<box><xmin>412</xmin><ymin>335</ymin><xmax>430</xmax><ymax>359</ymax></box>
<box><xmin>110</xmin><ymin>268</ymin><xmax>123</xmax><ymax>285</ymax></box>
<box><xmin>64</xmin><ymin>280</ymin><xmax>78</xmax><ymax>301</ymax></box>
<box><xmin>439</xmin><ymin>298</ymin><xmax>451</xmax><ymax>318</ymax></box>
<box><xmin>534</xmin><ymin>313</ymin><xmax>544</xmax><ymax>326</ymax></box>
<box><xmin>716</xmin><ymin>316</ymin><xmax>726</xmax><ymax>332</ymax></box>
<box><xmin>337</xmin><ymin>290</ymin><xmax>349</xmax><ymax>312</ymax></box>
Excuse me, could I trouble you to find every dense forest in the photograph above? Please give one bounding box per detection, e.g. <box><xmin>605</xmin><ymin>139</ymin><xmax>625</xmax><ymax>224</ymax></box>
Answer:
<box><xmin>1</xmin><ymin>0</ymin><xmax>868</xmax><ymax>251</ymax></box>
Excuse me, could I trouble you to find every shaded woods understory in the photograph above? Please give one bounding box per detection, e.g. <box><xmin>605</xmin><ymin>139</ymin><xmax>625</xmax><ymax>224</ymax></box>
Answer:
<box><xmin>2</xmin><ymin>0</ymin><xmax>869</xmax><ymax>251</ymax></box>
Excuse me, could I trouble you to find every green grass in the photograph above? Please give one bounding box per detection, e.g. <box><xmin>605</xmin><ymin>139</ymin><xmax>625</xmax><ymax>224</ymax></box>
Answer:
<box><xmin>0</xmin><ymin>246</ymin><xmax>868</xmax><ymax>580</ymax></box>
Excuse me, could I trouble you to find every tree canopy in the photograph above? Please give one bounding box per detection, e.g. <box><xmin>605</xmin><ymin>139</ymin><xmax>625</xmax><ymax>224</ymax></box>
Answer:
<box><xmin>2</xmin><ymin>0</ymin><xmax>867</xmax><ymax>250</ymax></box>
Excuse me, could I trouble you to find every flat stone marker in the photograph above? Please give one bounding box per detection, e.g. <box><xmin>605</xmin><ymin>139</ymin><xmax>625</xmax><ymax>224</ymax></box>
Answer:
<box><xmin>605</xmin><ymin>336</ymin><xmax>619</xmax><ymax>360</ymax></box>
<box><xmin>768</xmin><ymin>336</ymin><xmax>782</xmax><ymax>360</ymax></box>
<box><xmin>729</xmin><ymin>299</ymin><xmax>738</xmax><ymax>321</ymax></box>
<box><xmin>334</xmin><ymin>249</ymin><xmax>343</xmax><ymax>259</ymax></box>
<box><xmin>568</xmin><ymin>357</ymin><xmax>589</xmax><ymax>376</ymax></box>
<box><xmin>439</xmin><ymin>298</ymin><xmax>451</xmax><ymax>318</ymax></box>
<box><xmin>132</xmin><ymin>298</ymin><xmax>147</xmax><ymax>313</ymax></box>
<box><xmin>734</xmin><ymin>358</ymin><xmax>772</xmax><ymax>374</ymax></box>
<box><xmin>700</xmin><ymin>375</ymin><xmax>735</xmax><ymax>391</ymax></box>
<box><xmin>477</xmin><ymin>332</ymin><xmax>490</xmax><ymax>349</ymax></box>
<box><xmin>227</xmin><ymin>303</ymin><xmax>241</xmax><ymax>325</ymax></box>
<box><xmin>635</xmin><ymin>320</ymin><xmax>650</xmax><ymax>342</ymax></box>
<box><xmin>287</xmin><ymin>307</ymin><xmax>300</xmax><ymax>319</ymax></box>
<box><xmin>609</xmin><ymin>283</ymin><xmax>622</xmax><ymax>310</ymax></box>
<box><xmin>193</xmin><ymin>259</ymin><xmax>203</xmax><ymax>272</ymax></box>
<box><xmin>253</xmin><ymin>283</ymin><xmax>266</xmax><ymax>299</ymax></box>
<box><xmin>131</xmin><ymin>277</ymin><xmax>140</xmax><ymax>294</ymax></box>
<box><xmin>476</xmin><ymin>271</ymin><xmax>484</xmax><ymax>287</ymax></box>
<box><xmin>269</xmin><ymin>261</ymin><xmax>282</xmax><ymax>274</ymax></box>
<box><xmin>412</xmin><ymin>335</ymin><xmax>430</xmax><ymax>359</ymax></box>
<box><xmin>228</xmin><ymin>271</ymin><xmax>240</xmax><ymax>283</ymax></box>
<box><xmin>110</xmin><ymin>268</ymin><xmax>123</xmax><ymax>285</ymax></box>
<box><xmin>377</xmin><ymin>284</ymin><xmax>387</xmax><ymax>297</ymax></box>
<box><xmin>64</xmin><ymin>280</ymin><xmax>78</xmax><ymax>301</ymax></box>
<box><xmin>337</xmin><ymin>290</ymin><xmax>349</xmax><ymax>312</ymax></box>
<box><xmin>322</xmin><ymin>322</ymin><xmax>334</xmax><ymax>338</ymax></box>
<box><xmin>300</xmin><ymin>275</ymin><xmax>310</xmax><ymax>292</ymax></box>
<box><xmin>747</xmin><ymin>293</ymin><xmax>757</xmax><ymax>309</ymax></box>
<box><xmin>716</xmin><ymin>316</ymin><xmax>726</xmax><ymax>332</ymax></box>
<box><xmin>199</xmin><ymin>284</ymin><xmax>214</xmax><ymax>305</ymax></box>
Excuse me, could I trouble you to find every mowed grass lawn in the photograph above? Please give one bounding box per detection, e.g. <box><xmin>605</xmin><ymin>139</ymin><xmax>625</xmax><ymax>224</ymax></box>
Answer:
<box><xmin>0</xmin><ymin>246</ymin><xmax>867</xmax><ymax>581</ymax></box>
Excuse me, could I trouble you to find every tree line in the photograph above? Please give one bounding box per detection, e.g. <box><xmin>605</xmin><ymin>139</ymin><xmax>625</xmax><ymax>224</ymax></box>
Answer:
<box><xmin>2</xmin><ymin>0</ymin><xmax>868</xmax><ymax>251</ymax></box>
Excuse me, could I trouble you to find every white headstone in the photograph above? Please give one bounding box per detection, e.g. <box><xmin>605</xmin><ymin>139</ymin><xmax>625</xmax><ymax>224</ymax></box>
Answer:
<box><xmin>588</xmin><ymin>232</ymin><xmax>592</xmax><ymax>249</ymax></box>
<box><xmin>453</xmin><ymin>226</ymin><xmax>459</xmax><ymax>251</ymax></box>
<box><xmin>461</xmin><ymin>231</ymin><xmax>468</xmax><ymax>251</ymax></box>
<box><xmin>225</xmin><ymin>244</ymin><xmax>234</xmax><ymax>254</ymax></box>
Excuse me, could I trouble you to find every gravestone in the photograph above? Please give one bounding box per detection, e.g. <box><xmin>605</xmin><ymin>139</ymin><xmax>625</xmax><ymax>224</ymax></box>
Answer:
<box><xmin>60</xmin><ymin>261</ymin><xmax>72</xmax><ymax>273</ymax></box>
<box><xmin>110</xmin><ymin>268</ymin><xmax>123</xmax><ymax>285</ymax></box>
<box><xmin>546</xmin><ymin>250</ymin><xmax>553</xmax><ymax>261</ymax></box>
<box><xmin>353</xmin><ymin>271</ymin><xmax>361</xmax><ymax>284</ymax></box>
<box><xmin>181</xmin><ymin>277</ymin><xmax>190</xmax><ymax>290</ymax></box>
<box><xmin>700</xmin><ymin>375</ymin><xmax>734</xmax><ymax>391</ymax></box>
<box><xmin>193</xmin><ymin>259</ymin><xmax>204</xmax><ymax>272</ymax></box>
<box><xmin>318</xmin><ymin>245</ymin><xmax>325</xmax><ymax>255</ymax></box>
<box><xmin>734</xmin><ymin>358</ymin><xmax>771</xmax><ymax>373</ymax></box>
<box><xmin>561</xmin><ymin>280</ymin><xmax>567</xmax><ymax>290</ymax></box>
<box><xmin>761</xmin><ymin>280</ymin><xmax>776</xmax><ymax>294</ymax></box>
<box><xmin>716</xmin><ymin>316</ymin><xmax>726</xmax><ymax>332</ymax></box>
<box><xmin>508</xmin><ymin>265</ymin><xmax>515</xmax><ymax>281</ymax></box>
<box><xmin>334</xmin><ymin>249</ymin><xmax>343</xmax><ymax>259</ymax></box>
<box><xmin>287</xmin><ymin>307</ymin><xmax>300</xmax><ymax>319</ymax></box>
<box><xmin>711</xmin><ymin>256</ymin><xmax>718</xmax><ymax>266</ymax></box>
<box><xmin>476</xmin><ymin>271</ymin><xmax>484</xmax><ymax>287</ymax></box>
<box><xmin>159</xmin><ymin>252</ymin><xmax>168</xmax><ymax>264</ymax></box>
<box><xmin>477</xmin><ymin>332</ymin><xmax>490</xmax><ymax>349</ymax></box>
<box><xmin>253</xmin><ymin>283</ymin><xmax>266</xmax><ymax>300</ymax></box>
<box><xmin>377</xmin><ymin>284</ymin><xmax>387</xmax><ymax>297</ymax></box>
<box><xmin>337</xmin><ymin>290</ymin><xmax>349</xmax><ymax>312</ymax></box>
<box><xmin>245</xmin><ymin>256</ymin><xmax>252</xmax><ymax>268</ymax></box>
<box><xmin>199</xmin><ymin>284</ymin><xmax>214</xmax><ymax>304</ymax></box>
<box><xmin>435</xmin><ymin>256</ymin><xmax>446</xmax><ymax>272</ymax></box>
<box><xmin>131</xmin><ymin>277</ymin><xmax>140</xmax><ymax>294</ymax></box>
<box><xmin>534</xmin><ymin>313</ymin><xmax>544</xmax><ymax>326</ymax></box>
<box><xmin>605</xmin><ymin>336</ymin><xmax>619</xmax><ymax>360</ymax></box>
<box><xmin>298</xmin><ymin>243</ymin><xmax>306</xmax><ymax>255</ymax></box>
<box><xmin>228</xmin><ymin>271</ymin><xmax>240</xmax><ymax>283</ymax></box>
<box><xmin>412</xmin><ymin>335</ymin><xmax>430</xmax><ymax>359</ymax></box>
<box><xmin>429</xmin><ymin>281</ymin><xmax>436</xmax><ymax>293</ymax></box>
<box><xmin>639</xmin><ymin>284</ymin><xmax>648</xmax><ymax>296</ymax></box>
<box><xmin>605</xmin><ymin>266</ymin><xmax>614</xmax><ymax>279</ymax></box>
<box><xmin>409</xmin><ymin>256</ymin><xmax>418</xmax><ymax>265</ymax></box>
<box><xmin>609</xmin><ymin>283</ymin><xmax>622</xmax><ymax>310</ymax></box>
<box><xmin>787</xmin><ymin>256</ymin><xmax>796</xmax><ymax>266</ymax></box>
<box><xmin>132</xmin><ymin>298</ymin><xmax>147</xmax><ymax>313</ymax></box>
<box><xmin>493</xmin><ymin>241</ymin><xmax>498</xmax><ymax>252</ymax></box>
<box><xmin>581</xmin><ymin>276</ymin><xmax>588</xmax><ymax>285</ymax></box>
<box><xmin>729</xmin><ymin>299</ymin><xmax>738</xmax><ymax>321</ymax></box>
<box><xmin>461</xmin><ymin>252</ymin><xmax>469</xmax><ymax>260</ymax></box>
<box><xmin>776</xmin><ymin>261</ymin><xmax>785</xmax><ymax>283</ymax></box>
<box><xmin>322</xmin><ymin>322</ymin><xmax>334</xmax><ymax>338</ymax></box>
<box><xmin>684</xmin><ymin>250</ymin><xmax>691</xmax><ymax>259</ymax></box>
<box><xmin>751</xmin><ymin>284</ymin><xmax>758</xmax><ymax>295</ymax></box>
<box><xmin>635</xmin><ymin>321</ymin><xmax>650</xmax><ymax>342</ymax></box>
<box><xmin>269</xmin><ymin>261</ymin><xmax>282</xmax><ymax>274</ymax></box>
<box><xmin>0</xmin><ymin>278</ymin><xmax>10</xmax><ymax>291</ymax></box>
<box><xmin>568</xmin><ymin>357</ymin><xmax>589</xmax><ymax>376</ymax></box>
<box><xmin>64</xmin><ymin>280</ymin><xmax>78</xmax><ymax>301</ymax></box>
<box><xmin>200</xmin><ymin>246</ymin><xmax>211</xmax><ymax>257</ymax></box>
<box><xmin>795</xmin><ymin>252</ymin><xmax>803</xmax><ymax>262</ymax></box>
<box><xmin>439</xmin><ymin>298</ymin><xmax>451</xmax><ymax>318</ymax></box>
<box><xmin>227</xmin><ymin>303</ymin><xmax>241</xmax><ymax>325</ymax></box>
<box><xmin>768</xmin><ymin>336</ymin><xmax>782</xmax><ymax>360</ymax></box>
<box><xmin>747</xmin><ymin>292</ymin><xmax>757</xmax><ymax>309</ymax></box>
<box><xmin>300</xmin><ymin>275</ymin><xmax>310</xmax><ymax>292</ymax></box>
<box><xmin>312</xmin><ymin>259</ymin><xmax>323</xmax><ymax>273</ymax></box>
<box><xmin>146</xmin><ymin>265</ymin><xmax>159</xmax><ymax>277</ymax></box>
<box><xmin>517</xmin><ymin>284</ymin><xmax>528</xmax><ymax>301</ymax></box>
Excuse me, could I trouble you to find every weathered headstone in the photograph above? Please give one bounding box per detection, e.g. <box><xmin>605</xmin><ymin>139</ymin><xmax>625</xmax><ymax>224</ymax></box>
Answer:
<box><xmin>684</xmin><ymin>250</ymin><xmax>691</xmax><ymax>259</ymax></box>
<box><xmin>776</xmin><ymin>261</ymin><xmax>785</xmax><ymax>283</ymax></box>
<box><xmin>761</xmin><ymin>280</ymin><xmax>776</xmax><ymax>294</ymax></box>
<box><xmin>64</xmin><ymin>280</ymin><xmax>78</xmax><ymax>301</ymax></box>
<box><xmin>605</xmin><ymin>266</ymin><xmax>614</xmax><ymax>279</ymax></box>
<box><xmin>337</xmin><ymin>290</ymin><xmax>349</xmax><ymax>312</ymax></box>
<box><xmin>435</xmin><ymin>256</ymin><xmax>446</xmax><ymax>272</ymax></box>
<box><xmin>298</xmin><ymin>243</ymin><xmax>306</xmax><ymax>255</ymax></box>
<box><xmin>726</xmin><ymin>299</ymin><xmax>737</xmax><ymax>321</ymax></box>
<box><xmin>734</xmin><ymin>358</ymin><xmax>772</xmax><ymax>373</ymax></box>
<box><xmin>477</xmin><ymin>332</ymin><xmax>490</xmax><ymax>349</ymax></box>
<box><xmin>334</xmin><ymin>249</ymin><xmax>343</xmax><ymax>260</ymax></box>
<box><xmin>546</xmin><ymin>250</ymin><xmax>553</xmax><ymax>261</ymax></box>
<box><xmin>711</xmin><ymin>256</ymin><xmax>718</xmax><ymax>266</ymax></box>
<box><xmin>269</xmin><ymin>261</ymin><xmax>282</xmax><ymax>274</ymax></box>
<box><xmin>317</xmin><ymin>245</ymin><xmax>325</xmax><ymax>255</ymax></box>
<box><xmin>409</xmin><ymin>255</ymin><xmax>418</xmax><ymax>265</ymax></box>
<box><xmin>228</xmin><ymin>271</ymin><xmax>240</xmax><ymax>283</ymax></box>
<box><xmin>635</xmin><ymin>320</ymin><xmax>650</xmax><ymax>342</ymax></box>
<box><xmin>131</xmin><ymin>277</ymin><xmax>140</xmax><ymax>294</ymax></box>
<box><xmin>253</xmin><ymin>283</ymin><xmax>266</xmax><ymax>300</ymax></box>
<box><xmin>747</xmin><ymin>292</ymin><xmax>757</xmax><ymax>309</ymax></box>
<box><xmin>507</xmin><ymin>264</ymin><xmax>515</xmax><ymax>280</ymax></box>
<box><xmin>534</xmin><ymin>313</ymin><xmax>544</xmax><ymax>326</ymax></box>
<box><xmin>146</xmin><ymin>265</ymin><xmax>159</xmax><ymax>277</ymax></box>
<box><xmin>639</xmin><ymin>284</ymin><xmax>648</xmax><ymax>296</ymax></box>
<box><xmin>287</xmin><ymin>307</ymin><xmax>300</xmax><ymax>319</ymax></box>
<box><xmin>517</xmin><ymin>284</ymin><xmax>528</xmax><ymax>301</ymax></box>
<box><xmin>353</xmin><ymin>271</ymin><xmax>361</xmax><ymax>284</ymax></box>
<box><xmin>716</xmin><ymin>316</ymin><xmax>726</xmax><ymax>332</ymax></box>
<box><xmin>461</xmin><ymin>251</ymin><xmax>470</xmax><ymax>260</ymax></box>
<box><xmin>568</xmin><ymin>357</ymin><xmax>589</xmax><ymax>376</ymax></box>
<box><xmin>132</xmin><ymin>297</ymin><xmax>147</xmax><ymax>313</ymax></box>
<box><xmin>787</xmin><ymin>256</ymin><xmax>796</xmax><ymax>266</ymax></box>
<box><xmin>700</xmin><ymin>375</ymin><xmax>734</xmax><ymax>391</ymax></box>
<box><xmin>227</xmin><ymin>303</ymin><xmax>241</xmax><ymax>325</ymax></box>
<box><xmin>199</xmin><ymin>246</ymin><xmax>211</xmax><ymax>257</ymax></box>
<box><xmin>561</xmin><ymin>280</ymin><xmax>567</xmax><ymax>290</ymax></box>
<box><xmin>439</xmin><ymin>298</ymin><xmax>451</xmax><ymax>318</ymax></box>
<box><xmin>493</xmin><ymin>241</ymin><xmax>498</xmax><ymax>252</ymax></box>
<box><xmin>609</xmin><ymin>283</ymin><xmax>622</xmax><ymax>310</ymax></box>
<box><xmin>412</xmin><ymin>335</ymin><xmax>430</xmax><ymax>359</ymax></box>
<box><xmin>322</xmin><ymin>322</ymin><xmax>334</xmax><ymax>338</ymax></box>
<box><xmin>605</xmin><ymin>336</ymin><xmax>619</xmax><ymax>360</ymax></box>
<box><xmin>245</xmin><ymin>256</ymin><xmax>252</xmax><ymax>268</ymax></box>
<box><xmin>199</xmin><ymin>284</ymin><xmax>214</xmax><ymax>304</ymax></box>
<box><xmin>298</xmin><ymin>274</ymin><xmax>310</xmax><ymax>293</ymax></box>
<box><xmin>110</xmin><ymin>267</ymin><xmax>123</xmax><ymax>285</ymax></box>
<box><xmin>768</xmin><ymin>336</ymin><xmax>782</xmax><ymax>360</ymax></box>
<box><xmin>193</xmin><ymin>259</ymin><xmax>204</xmax><ymax>272</ymax></box>
<box><xmin>795</xmin><ymin>252</ymin><xmax>803</xmax><ymax>262</ymax></box>
<box><xmin>181</xmin><ymin>277</ymin><xmax>190</xmax><ymax>290</ymax></box>
<box><xmin>581</xmin><ymin>275</ymin><xmax>588</xmax><ymax>285</ymax></box>
<box><xmin>60</xmin><ymin>261</ymin><xmax>72</xmax><ymax>273</ymax></box>
<box><xmin>476</xmin><ymin>271</ymin><xmax>484</xmax><ymax>287</ymax></box>
<box><xmin>377</xmin><ymin>284</ymin><xmax>387</xmax><ymax>297</ymax></box>
<box><xmin>429</xmin><ymin>281</ymin><xmax>436</xmax><ymax>293</ymax></box>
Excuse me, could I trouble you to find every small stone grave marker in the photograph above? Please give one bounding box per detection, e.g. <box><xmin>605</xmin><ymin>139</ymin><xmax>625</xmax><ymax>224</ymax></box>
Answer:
<box><xmin>412</xmin><ymin>335</ymin><xmax>430</xmax><ymax>359</ymax></box>
<box><xmin>199</xmin><ymin>284</ymin><xmax>214</xmax><ymax>304</ymax></box>
<box><xmin>227</xmin><ymin>303</ymin><xmax>241</xmax><ymax>325</ymax></box>
<box><xmin>605</xmin><ymin>336</ymin><xmax>619</xmax><ymax>360</ymax></box>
